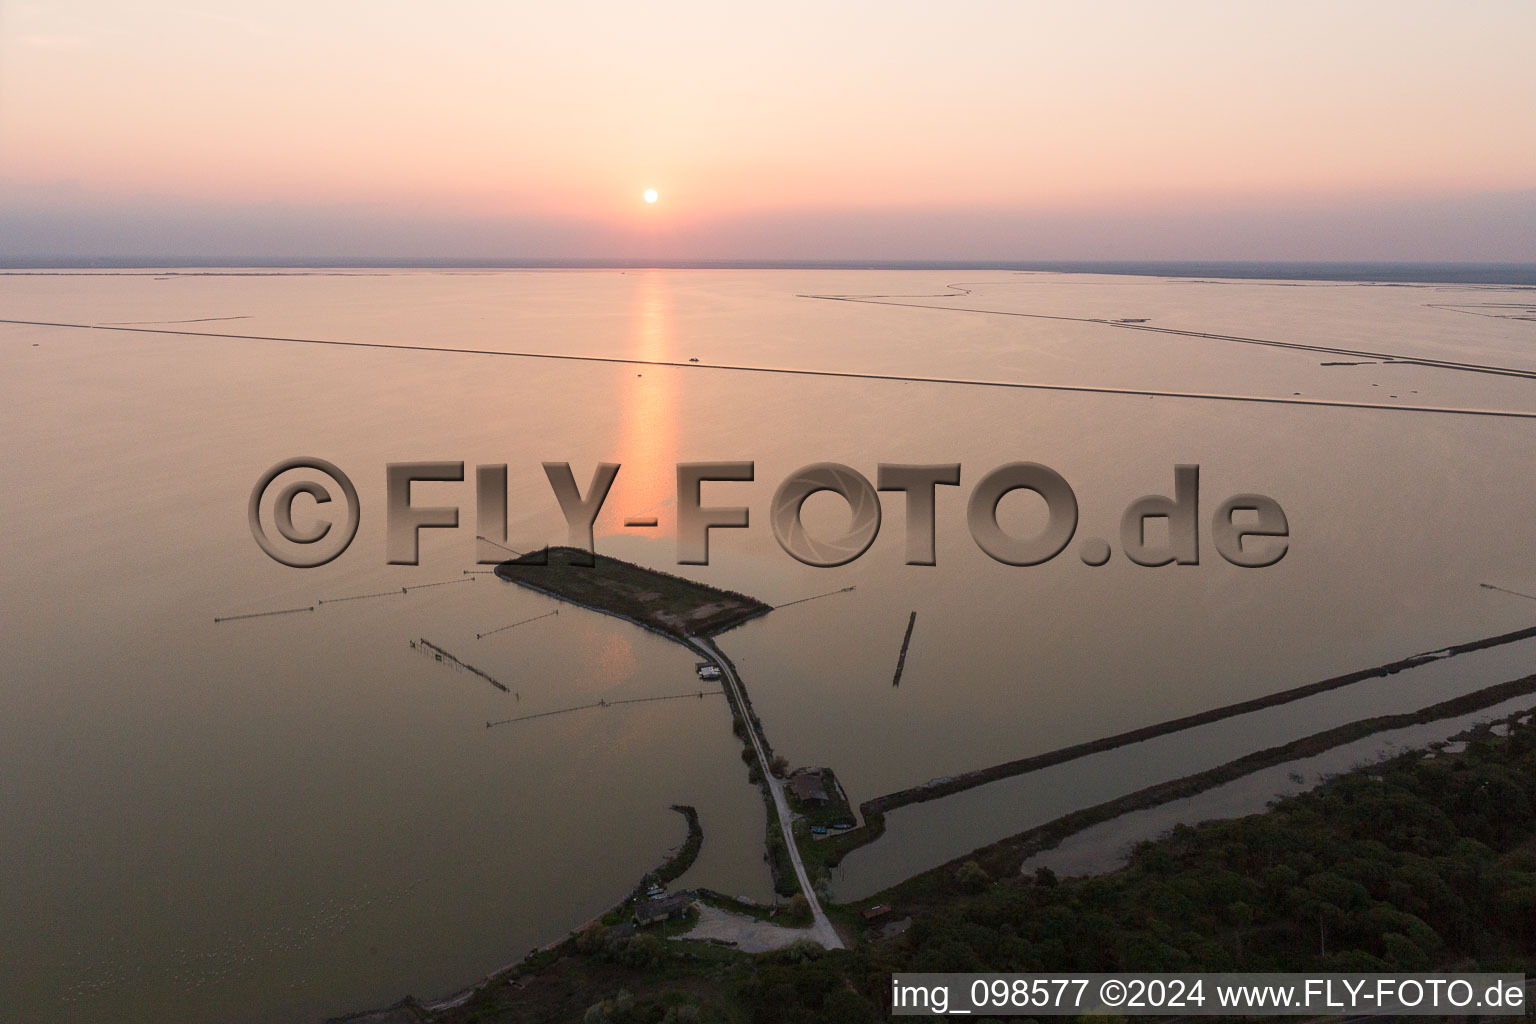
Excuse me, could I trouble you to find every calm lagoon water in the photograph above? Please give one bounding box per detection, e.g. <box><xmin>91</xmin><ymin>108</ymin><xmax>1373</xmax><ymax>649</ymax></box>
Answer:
<box><xmin>1019</xmin><ymin>693</ymin><xmax>1536</xmax><ymax>880</ymax></box>
<box><xmin>2</xmin><ymin>269</ymin><xmax>1533</xmax><ymax>1022</ymax></box>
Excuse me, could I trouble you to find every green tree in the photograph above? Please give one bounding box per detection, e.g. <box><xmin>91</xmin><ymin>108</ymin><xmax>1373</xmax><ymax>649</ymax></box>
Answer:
<box><xmin>956</xmin><ymin>860</ymin><xmax>991</xmax><ymax>893</ymax></box>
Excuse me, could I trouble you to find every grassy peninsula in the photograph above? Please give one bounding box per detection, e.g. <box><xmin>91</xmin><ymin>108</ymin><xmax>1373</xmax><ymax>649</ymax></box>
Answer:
<box><xmin>493</xmin><ymin>547</ymin><xmax>771</xmax><ymax>639</ymax></box>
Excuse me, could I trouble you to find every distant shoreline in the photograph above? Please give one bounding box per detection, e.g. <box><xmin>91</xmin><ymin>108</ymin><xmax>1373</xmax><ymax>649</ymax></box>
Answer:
<box><xmin>4</xmin><ymin>259</ymin><xmax>1535</xmax><ymax>285</ymax></box>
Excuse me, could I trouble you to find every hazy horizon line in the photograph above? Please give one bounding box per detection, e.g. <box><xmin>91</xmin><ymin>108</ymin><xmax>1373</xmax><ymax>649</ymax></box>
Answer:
<box><xmin>4</xmin><ymin>258</ymin><xmax>1535</xmax><ymax>285</ymax></box>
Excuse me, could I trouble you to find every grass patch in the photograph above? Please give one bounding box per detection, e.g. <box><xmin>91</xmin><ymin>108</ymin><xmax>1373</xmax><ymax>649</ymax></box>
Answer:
<box><xmin>495</xmin><ymin>547</ymin><xmax>771</xmax><ymax>639</ymax></box>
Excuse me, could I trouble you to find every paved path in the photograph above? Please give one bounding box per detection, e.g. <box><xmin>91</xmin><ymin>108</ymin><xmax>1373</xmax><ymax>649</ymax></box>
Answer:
<box><xmin>688</xmin><ymin>636</ymin><xmax>843</xmax><ymax>950</ymax></box>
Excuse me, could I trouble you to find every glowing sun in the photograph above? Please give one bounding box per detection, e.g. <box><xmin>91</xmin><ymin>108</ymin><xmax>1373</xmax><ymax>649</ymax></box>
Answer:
<box><xmin>643</xmin><ymin>188</ymin><xmax>659</xmax><ymax>204</ymax></box>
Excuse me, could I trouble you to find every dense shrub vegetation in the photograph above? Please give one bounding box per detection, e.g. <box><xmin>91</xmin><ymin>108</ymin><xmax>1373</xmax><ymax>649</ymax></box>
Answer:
<box><xmin>433</xmin><ymin>713</ymin><xmax>1536</xmax><ymax>1024</ymax></box>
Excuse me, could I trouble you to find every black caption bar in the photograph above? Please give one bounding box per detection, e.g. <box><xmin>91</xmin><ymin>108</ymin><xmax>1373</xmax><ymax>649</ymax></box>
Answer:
<box><xmin>890</xmin><ymin>973</ymin><xmax>1527</xmax><ymax>1016</ymax></box>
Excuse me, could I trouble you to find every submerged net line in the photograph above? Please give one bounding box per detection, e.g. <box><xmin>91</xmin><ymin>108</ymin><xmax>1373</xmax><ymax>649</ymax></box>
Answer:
<box><xmin>774</xmin><ymin>586</ymin><xmax>857</xmax><ymax>610</ymax></box>
<box><xmin>213</xmin><ymin>606</ymin><xmax>314</xmax><ymax>623</ymax></box>
<box><xmin>1482</xmin><ymin>582</ymin><xmax>1536</xmax><ymax>602</ymax></box>
<box><xmin>8</xmin><ymin>317</ymin><xmax>1535</xmax><ymax>419</ymax></box>
<box><xmin>477</xmin><ymin>609</ymin><xmax>558</xmax><ymax>639</ymax></box>
<box><xmin>487</xmin><ymin>689</ymin><xmax>724</xmax><ymax>728</ymax></box>
<box><xmin>799</xmin><ymin>293</ymin><xmax>1536</xmax><ymax>382</ymax></box>
<box><xmin>414</xmin><ymin>638</ymin><xmax>509</xmax><ymax>693</ymax></box>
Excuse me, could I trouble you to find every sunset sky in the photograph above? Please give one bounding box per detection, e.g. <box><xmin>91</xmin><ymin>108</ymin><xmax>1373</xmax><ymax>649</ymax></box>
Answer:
<box><xmin>3</xmin><ymin>0</ymin><xmax>1534</xmax><ymax>261</ymax></box>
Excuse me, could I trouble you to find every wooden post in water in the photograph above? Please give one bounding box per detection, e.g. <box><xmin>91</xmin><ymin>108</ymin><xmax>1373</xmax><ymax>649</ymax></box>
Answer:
<box><xmin>892</xmin><ymin>611</ymin><xmax>917</xmax><ymax>686</ymax></box>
